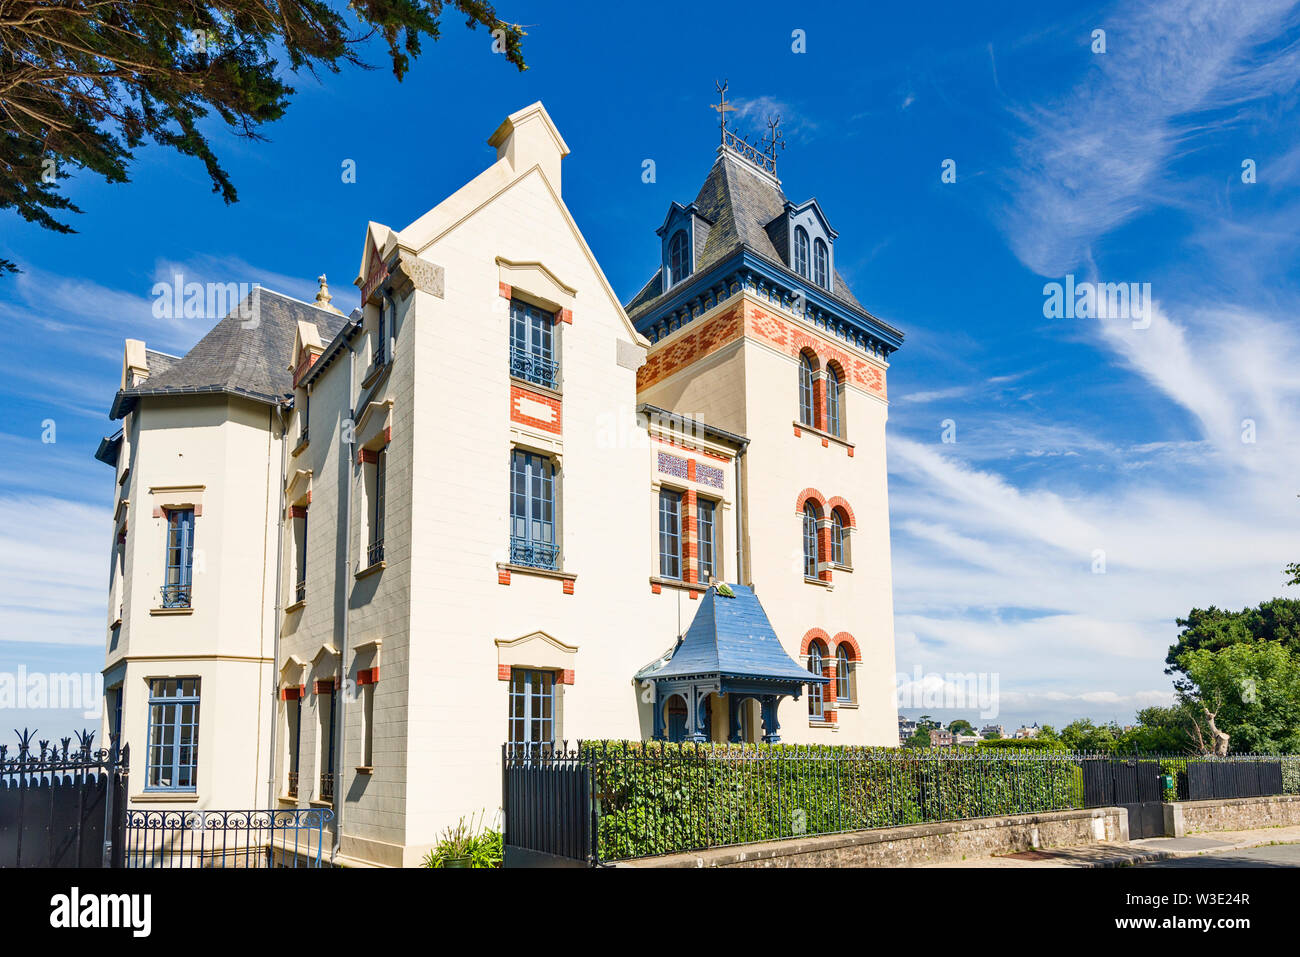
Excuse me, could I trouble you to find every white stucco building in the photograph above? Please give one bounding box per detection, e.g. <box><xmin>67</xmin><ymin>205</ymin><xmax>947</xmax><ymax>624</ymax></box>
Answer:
<box><xmin>96</xmin><ymin>102</ymin><xmax>905</xmax><ymax>866</ymax></box>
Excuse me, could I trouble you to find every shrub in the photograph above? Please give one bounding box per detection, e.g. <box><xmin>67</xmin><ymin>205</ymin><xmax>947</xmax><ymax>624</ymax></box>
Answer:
<box><xmin>581</xmin><ymin>741</ymin><xmax>1083</xmax><ymax>862</ymax></box>
<box><xmin>421</xmin><ymin>810</ymin><xmax>502</xmax><ymax>868</ymax></box>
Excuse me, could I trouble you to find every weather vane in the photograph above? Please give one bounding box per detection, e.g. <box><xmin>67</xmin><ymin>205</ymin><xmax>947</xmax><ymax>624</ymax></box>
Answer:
<box><xmin>762</xmin><ymin>114</ymin><xmax>786</xmax><ymax>161</ymax></box>
<box><xmin>711</xmin><ymin>79</ymin><xmax>735</xmax><ymax>144</ymax></box>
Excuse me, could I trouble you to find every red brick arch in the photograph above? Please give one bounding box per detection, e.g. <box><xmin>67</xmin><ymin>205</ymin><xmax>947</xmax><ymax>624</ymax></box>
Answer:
<box><xmin>832</xmin><ymin>632</ymin><xmax>861</xmax><ymax>660</ymax></box>
<box><xmin>826</xmin><ymin>496</ymin><xmax>856</xmax><ymax>528</ymax></box>
<box><xmin>800</xmin><ymin>628</ymin><xmax>831</xmax><ymax>655</ymax></box>
<box><xmin>794</xmin><ymin>487</ymin><xmax>826</xmax><ymax>515</ymax></box>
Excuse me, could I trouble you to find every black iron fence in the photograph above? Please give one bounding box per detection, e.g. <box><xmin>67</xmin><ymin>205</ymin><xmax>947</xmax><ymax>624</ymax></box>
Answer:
<box><xmin>123</xmin><ymin>808</ymin><xmax>333</xmax><ymax>868</ymax></box>
<box><xmin>0</xmin><ymin>730</ymin><xmax>127</xmax><ymax>868</ymax></box>
<box><xmin>502</xmin><ymin>742</ymin><xmax>1300</xmax><ymax>865</ymax></box>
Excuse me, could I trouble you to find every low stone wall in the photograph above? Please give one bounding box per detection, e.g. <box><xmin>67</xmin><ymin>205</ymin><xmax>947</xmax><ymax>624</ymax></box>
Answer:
<box><xmin>1180</xmin><ymin>794</ymin><xmax>1300</xmax><ymax>834</ymax></box>
<box><xmin>619</xmin><ymin>807</ymin><xmax>1128</xmax><ymax>868</ymax></box>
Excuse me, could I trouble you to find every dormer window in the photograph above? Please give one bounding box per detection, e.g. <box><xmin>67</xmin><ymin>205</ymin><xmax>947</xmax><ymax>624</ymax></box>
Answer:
<box><xmin>794</xmin><ymin>227</ymin><xmax>810</xmax><ymax>278</ymax></box>
<box><xmin>814</xmin><ymin>239</ymin><xmax>829</xmax><ymax>289</ymax></box>
<box><xmin>667</xmin><ymin>230</ymin><xmax>691</xmax><ymax>286</ymax></box>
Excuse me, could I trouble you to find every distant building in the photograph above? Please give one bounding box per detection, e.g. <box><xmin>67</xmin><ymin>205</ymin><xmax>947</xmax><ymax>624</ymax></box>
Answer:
<box><xmin>980</xmin><ymin>724</ymin><xmax>1004</xmax><ymax>739</ymax></box>
<box><xmin>1013</xmin><ymin>723</ymin><xmax>1041</xmax><ymax>739</ymax></box>
<box><xmin>929</xmin><ymin>729</ymin><xmax>954</xmax><ymax>748</ymax></box>
<box><xmin>954</xmin><ymin>734</ymin><xmax>979</xmax><ymax>747</ymax></box>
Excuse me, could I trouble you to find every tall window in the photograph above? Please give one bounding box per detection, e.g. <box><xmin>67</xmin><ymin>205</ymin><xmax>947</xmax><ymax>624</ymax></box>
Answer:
<box><xmin>295</xmin><ymin>511</ymin><xmax>308</xmax><ymax>603</ymax></box>
<box><xmin>366</xmin><ymin>450</ymin><xmax>385</xmax><ymax>567</ymax></box>
<box><xmin>510</xmin><ymin>450</ymin><xmax>558</xmax><ymax>569</ymax></box>
<box><xmin>658</xmin><ymin>488</ymin><xmax>682</xmax><ymax>579</ymax></box>
<box><xmin>794</xmin><ymin>226</ymin><xmax>810</xmax><ymax>277</ymax></box>
<box><xmin>300</xmin><ymin>391</ymin><xmax>310</xmax><ymax>445</ymax></box>
<box><xmin>508</xmin><ymin>668</ymin><xmax>554</xmax><ymax>751</ymax></box>
<box><xmin>375</xmin><ymin>296</ymin><xmax>391</xmax><ymax>367</ymax></box>
<box><xmin>146</xmin><ymin>678</ymin><xmax>200</xmax><ymax>790</ymax></box>
<box><xmin>803</xmin><ymin>503</ymin><xmax>819</xmax><ymax>578</ymax></box>
<box><xmin>807</xmin><ymin>644</ymin><xmax>824</xmax><ymax>718</ymax></box>
<box><xmin>836</xmin><ymin>646</ymin><xmax>853</xmax><ymax>703</ymax></box>
<box><xmin>826</xmin><ymin>365</ymin><xmax>842</xmax><ymax>437</ymax></box>
<box><xmin>162</xmin><ymin>508</ymin><xmax>194</xmax><ymax>608</ymax></box>
<box><xmin>668</xmin><ymin>230</ymin><xmax>690</xmax><ymax>286</ymax></box>
<box><xmin>798</xmin><ymin>353</ymin><xmax>816</xmax><ymax>427</ymax></box>
<box><xmin>830</xmin><ymin>509</ymin><xmax>845</xmax><ymax>565</ymax></box>
<box><xmin>318</xmin><ymin>686</ymin><xmax>336</xmax><ymax>801</ymax></box>
<box><xmin>360</xmin><ymin>684</ymin><xmax>375</xmax><ymax>767</ymax></box>
<box><xmin>509</xmin><ymin>299</ymin><xmax>558</xmax><ymax>390</ymax></box>
<box><xmin>697</xmin><ymin>498</ymin><xmax>716</xmax><ymax>582</ymax></box>
<box><xmin>286</xmin><ymin>696</ymin><xmax>301</xmax><ymax>797</ymax></box>
<box><xmin>814</xmin><ymin>238</ymin><xmax>829</xmax><ymax>288</ymax></box>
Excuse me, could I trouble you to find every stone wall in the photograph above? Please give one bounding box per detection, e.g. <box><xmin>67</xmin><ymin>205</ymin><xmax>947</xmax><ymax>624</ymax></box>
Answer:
<box><xmin>620</xmin><ymin>807</ymin><xmax>1128</xmax><ymax>868</ymax></box>
<box><xmin>1181</xmin><ymin>795</ymin><xmax>1300</xmax><ymax>834</ymax></box>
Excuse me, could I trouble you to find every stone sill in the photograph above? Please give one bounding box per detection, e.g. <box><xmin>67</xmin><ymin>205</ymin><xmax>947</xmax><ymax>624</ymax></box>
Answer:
<box><xmin>355</xmin><ymin>560</ymin><xmax>386</xmax><ymax>581</ymax></box>
<box><xmin>355</xmin><ymin>766</ymin><xmax>374</xmax><ymax>775</ymax></box>
<box><xmin>837</xmin><ymin>702</ymin><xmax>859</xmax><ymax>709</ymax></box>
<box><xmin>284</xmin><ymin>599</ymin><xmax>306</xmax><ymax>614</ymax></box>
<box><xmin>650</xmin><ymin>576</ymin><xmax>705</xmax><ymax>596</ymax></box>
<box><xmin>277</xmin><ymin>796</ymin><xmax>298</xmax><ymax>805</ymax></box>
<box><xmin>150</xmin><ymin>606</ymin><xmax>194</xmax><ymax>616</ymax></box>
<box><xmin>809</xmin><ymin>721</ymin><xmax>837</xmax><ymax>730</ymax></box>
<box><xmin>498</xmin><ymin>562</ymin><xmax>575</xmax><ymax>582</ymax></box>
<box><xmin>803</xmin><ymin>576</ymin><xmax>833</xmax><ymax>590</ymax></box>
<box><xmin>133</xmin><ymin>792</ymin><xmax>198</xmax><ymax>803</ymax></box>
<box><xmin>832</xmin><ymin>563</ymin><xmax>853</xmax><ymax>573</ymax></box>
<box><xmin>309</xmin><ymin>800</ymin><xmax>332</xmax><ymax>809</ymax></box>
<box><xmin>792</xmin><ymin>420</ymin><xmax>855</xmax><ymax>451</ymax></box>
<box><xmin>291</xmin><ymin>436</ymin><xmax>310</xmax><ymax>457</ymax></box>
<box><xmin>360</xmin><ymin>358</ymin><xmax>392</xmax><ymax>391</ymax></box>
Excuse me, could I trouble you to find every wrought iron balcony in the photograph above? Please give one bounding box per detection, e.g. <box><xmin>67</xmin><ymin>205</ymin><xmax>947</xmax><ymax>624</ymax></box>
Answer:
<box><xmin>287</xmin><ymin>770</ymin><xmax>299</xmax><ymax>799</ymax></box>
<box><xmin>295</xmin><ymin>579</ymin><xmax>306</xmax><ymax>604</ymax></box>
<box><xmin>367</xmin><ymin>539</ymin><xmax>384</xmax><ymax>567</ymax></box>
<box><xmin>509</xmin><ymin>347</ymin><xmax>559</xmax><ymax>391</ymax></box>
<box><xmin>160</xmin><ymin>583</ymin><xmax>191</xmax><ymax>608</ymax></box>
<box><xmin>509</xmin><ymin>537</ymin><xmax>560</xmax><ymax>571</ymax></box>
<box><xmin>319</xmin><ymin>771</ymin><xmax>334</xmax><ymax>802</ymax></box>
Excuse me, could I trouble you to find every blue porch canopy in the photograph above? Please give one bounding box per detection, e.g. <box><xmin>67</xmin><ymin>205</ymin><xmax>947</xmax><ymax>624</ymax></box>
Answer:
<box><xmin>635</xmin><ymin>583</ymin><xmax>825</xmax><ymax>743</ymax></box>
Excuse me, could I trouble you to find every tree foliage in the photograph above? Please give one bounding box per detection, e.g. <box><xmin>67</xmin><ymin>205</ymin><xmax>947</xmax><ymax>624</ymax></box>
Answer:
<box><xmin>0</xmin><ymin>0</ymin><xmax>527</xmax><ymax>273</ymax></box>
<box><xmin>1165</xmin><ymin>599</ymin><xmax>1300</xmax><ymax>685</ymax></box>
<box><xmin>1175</xmin><ymin>641</ymin><xmax>1300</xmax><ymax>754</ymax></box>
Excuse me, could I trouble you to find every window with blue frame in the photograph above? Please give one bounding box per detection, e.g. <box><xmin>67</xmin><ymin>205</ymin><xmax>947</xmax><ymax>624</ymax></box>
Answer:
<box><xmin>508</xmin><ymin>668</ymin><xmax>555</xmax><ymax>751</ymax></box>
<box><xmin>814</xmin><ymin>238</ymin><xmax>829</xmax><ymax>288</ymax></box>
<box><xmin>318</xmin><ymin>686</ymin><xmax>335</xmax><ymax>801</ymax></box>
<box><xmin>803</xmin><ymin>503</ymin><xmax>819</xmax><ymax>578</ymax></box>
<box><xmin>794</xmin><ymin>226</ymin><xmax>810</xmax><ymax>277</ymax></box>
<box><xmin>658</xmin><ymin>488</ymin><xmax>682</xmax><ymax>580</ymax></box>
<box><xmin>286</xmin><ymin>695</ymin><xmax>301</xmax><ymax>797</ymax></box>
<box><xmin>146</xmin><ymin>678</ymin><xmax>199</xmax><ymax>790</ymax></box>
<box><xmin>510</xmin><ymin>449</ymin><xmax>558</xmax><ymax>569</ymax></box>
<box><xmin>798</xmin><ymin>353</ymin><xmax>816</xmax><ymax>426</ymax></box>
<box><xmin>836</xmin><ymin>645</ymin><xmax>853</xmax><ymax>703</ymax></box>
<box><xmin>831</xmin><ymin>509</ymin><xmax>846</xmax><ymax>565</ymax></box>
<box><xmin>366</xmin><ymin>449</ymin><xmax>385</xmax><ymax>567</ymax></box>
<box><xmin>826</xmin><ymin>365</ymin><xmax>842</xmax><ymax>436</ymax></box>
<box><xmin>807</xmin><ymin>643</ymin><xmax>825</xmax><ymax>718</ymax></box>
<box><xmin>375</xmin><ymin>296</ymin><xmax>391</xmax><ymax>367</ymax></box>
<box><xmin>697</xmin><ymin>498</ymin><xmax>716</xmax><ymax>582</ymax></box>
<box><xmin>161</xmin><ymin>508</ymin><xmax>194</xmax><ymax>607</ymax></box>
<box><xmin>509</xmin><ymin>298</ymin><xmax>558</xmax><ymax>390</ymax></box>
<box><xmin>667</xmin><ymin>230</ymin><xmax>691</xmax><ymax>286</ymax></box>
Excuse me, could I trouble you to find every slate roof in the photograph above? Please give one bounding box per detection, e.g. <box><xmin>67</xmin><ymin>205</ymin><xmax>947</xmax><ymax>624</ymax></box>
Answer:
<box><xmin>625</xmin><ymin>151</ymin><xmax>869</xmax><ymax>321</ymax></box>
<box><xmin>110</xmin><ymin>288</ymin><xmax>348</xmax><ymax>419</ymax></box>
<box><xmin>637</xmin><ymin>584</ymin><xmax>823</xmax><ymax>685</ymax></box>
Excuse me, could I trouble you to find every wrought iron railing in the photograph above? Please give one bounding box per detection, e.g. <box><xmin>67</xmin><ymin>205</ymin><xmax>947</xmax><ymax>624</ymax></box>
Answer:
<box><xmin>509</xmin><ymin>537</ymin><xmax>559</xmax><ymax>571</ymax></box>
<box><xmin>509</xmin><ymin>347</ymin><xmax>559</xmax><ymax>391</ymax></box>
<box><xmin>367</xmin><ymin>539</ymin><xmax>384</xmax><ymax>566</ymax></box>
<box><xmin>295</xmin><ymin>579</ymin><xmax>306</xmax><ymax>603</ymax></box>
<box><xmin>160</xmin><ymin>583</ymin><xmax>191</xmax><ymax>608</ymax></box>
<box><xmin>287</xmin><ymin>770</ymin><xmax>299</xmax><ymax>798</ymax></box>
<box><xmin>124</xmin><ymin>807</ymin><xmax>332</xmax><ymax>868</ymax></box>
<box><xmin>319</xmin><ymin>771</ymin><xmax>335</xmax><ymax>802</ymax></box>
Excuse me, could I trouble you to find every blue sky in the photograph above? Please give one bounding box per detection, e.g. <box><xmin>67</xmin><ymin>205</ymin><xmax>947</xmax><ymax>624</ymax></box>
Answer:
<box><xmin>2</xmin><ymin>0</ymin><xmax>1299</xmax><ymax>738</ymax></box>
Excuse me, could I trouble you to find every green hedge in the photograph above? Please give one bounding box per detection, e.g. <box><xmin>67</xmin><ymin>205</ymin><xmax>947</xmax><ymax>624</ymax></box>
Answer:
<box><xmin>581</xmin><ymin>741</ymin><xmax>1083</xmax><ymax>862</ymax></box>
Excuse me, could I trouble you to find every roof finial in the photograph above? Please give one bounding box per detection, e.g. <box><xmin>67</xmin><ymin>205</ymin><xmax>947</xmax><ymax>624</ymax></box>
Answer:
<box><xmin>314</xmin><ymin>274</ymin><xmax>344</xmax><ymax>314</ymax></box>
<box><xmin>711</xmin><ymin>79</ymin><xmax>735</xmax><ymax>145</ymax></box>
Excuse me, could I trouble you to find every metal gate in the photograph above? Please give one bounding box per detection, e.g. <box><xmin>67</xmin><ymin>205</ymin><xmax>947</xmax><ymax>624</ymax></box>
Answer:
<box><xmin>0</xmin><ymin>731</ymin><xmax>127</xmax><ymax>868</ymax></box>
<box><xmin>123</xmin><ymin>808</ymin><xmax>333</xmax><ymax>867</ymax></box>
<box><xmin>1187</xmin><ymin>760</ymin><xmax>1282</xmax><ymax>801</ymax></box>
<box><xmin>502</xmin><ymin>745</ymin><xmax>595</xmax><ymax>867</ymax></box>
<box><xmin>1083</xmin><ymin>758</ymin><xmax>1164</xmax><ymax>838</ymax></box>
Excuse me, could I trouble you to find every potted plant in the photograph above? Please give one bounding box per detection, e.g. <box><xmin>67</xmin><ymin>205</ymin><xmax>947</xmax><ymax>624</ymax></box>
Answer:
<box><xmin>422</xmin><ymin>810</ymin><xmax>502</xmax><ymax>868</ymax></box>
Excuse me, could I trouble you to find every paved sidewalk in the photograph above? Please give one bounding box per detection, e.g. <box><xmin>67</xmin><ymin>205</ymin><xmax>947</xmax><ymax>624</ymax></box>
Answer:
<box><xmin>923</xmin><ymin>824</ymin><xmax>1300</xmax><ymax>868</ymax></box>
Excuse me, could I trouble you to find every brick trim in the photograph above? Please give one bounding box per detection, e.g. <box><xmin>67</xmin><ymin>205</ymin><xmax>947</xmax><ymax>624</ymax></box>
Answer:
<box><xmin>358</xmin><ymin>448</ymin><xmax>379</xmax><ymax>465</ymax></box>
<box><xmin>794</xmin><ymin>487</ymin><xmax>826</xmax><ymax>515</ymax></box>
<box><xmin>557</xmin><ymin>669</ymin><xmax>575</xmax><ymax>685</ymax></box>
<box><xmin>498</xmin><ymin>568</ymin><xmax>512</xmax><ymax>586</ymax></box>
<box><xmin>497</xmin><ymin>664</ymin><xmax>512</xmax><ymax>681</ymax></box>
<box><xmin>313</xmin><ymin>678</ymin><xmax>337</xmax><ymax>695</ymax></box>
<box><xmin>499</xmin><ymin>282</ymin><xmax>512</xmax><ymax>300</ymax></box>
<box><xmin>800</xmin><ymin>629</ymin><xmax>831</xmax><ymax>655</ymax></box>
<box><xmin>826</xmin><ymin>496</ymin><xmax>857</xmax><ymax>528</ymax></box>
<box><xmin>356</xmin><ymin>667</ymin><xmax>379</xmax><ymax>686</ymax></box>
<box><xmin>832</xmin><ymin>632</ymin><xmax>862</xmax><ymax>660</ymax></box>
<box><xmin>289</xmin><ymin>505</ymin><xmax>308</xmax><ymax>519</ymax></box>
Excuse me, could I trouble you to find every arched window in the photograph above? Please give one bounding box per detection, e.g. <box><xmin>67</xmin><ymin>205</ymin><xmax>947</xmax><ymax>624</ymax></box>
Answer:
<box><xmin>794</xmin><ymin>226</ymin><xmax>810</xmax><ymax>277</ymax></box>
<box><xmin>807</xmin><ymin>642</ymin><xmax>825</xmax><ymax>718</ymax></box>
<box><xmin>814</xmin><ymin>238</ymin><xmax>829</xmax><ymax>288</ymax></box>
<box><xmin>825</xmin><ymin>364</ymin><xmax>842</xmax><ymax>436</ymax></box>
<box><xmin>830</xmin><ymin>509</ymin><xmax>845</xmax><ymax>566</ymax></box>
<box><xmin>668</xmin><ymin>231</ymin><xmax>690</xmax><ymax>286</ymax></box>
<box><xmin>798</xmin><ymin>352</ymin><xmax>816</xmax><ymax>426</ymax></box>
<box><xmin>836</xmin><ymin>645</ymin><xmax>852</xmax><ymax>703</ymax></box>
<box><xmin>802</xmin><ymin>503</ymin><xmax>819</xmax><ymax>578</ymax></box>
